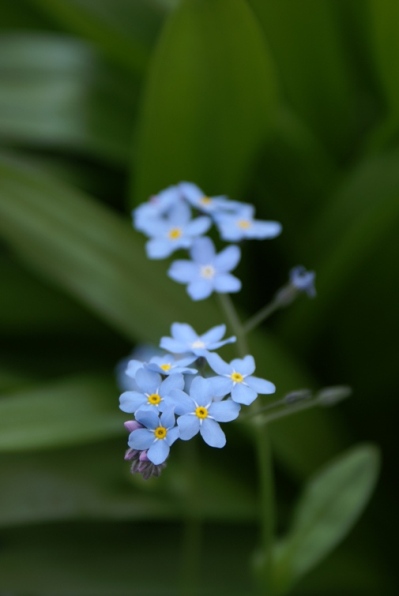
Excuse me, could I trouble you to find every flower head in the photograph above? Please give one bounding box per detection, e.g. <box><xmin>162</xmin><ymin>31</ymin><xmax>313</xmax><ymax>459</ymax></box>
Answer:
<box><xmin>168</xmin><ymin>236</ymin><xmax>241</xmax><ymax>300</ymax></box>
<box><xmin>169</xmin><ymin>376</ymin><xmax>240</xmax><ymax>447</ymax></box>
<box><xmin>289</xmin><ymin>266</ymin><xmax>316</xmax><ymax>298</ymax></box>
<box><xmin>128</xmin><ymin>409</ymin><xmax>179</xmax><ymax>465</ymax></box>
<box><xmin>214</xmin><ymin>204</ymin><xmax>282</xmax><ymax>242</ymax></box>
<box><xmin>119</xmin><ymin>369</ymin><xmax>184</xmax><ymax>415</ymax></box>
<box><xmin>160</xmin><ymin>322</ymin><xmax>236</xmax><ymax>356</ymax></box>
<box><xmin>179</xmin><ymin>181</ymin><xmax>242</xmax><ymax>216</ymax></box>
<box><xmin>206</xmin><ymin>353</ymin><xmax>276</xmax><ymax>405</ymax></box>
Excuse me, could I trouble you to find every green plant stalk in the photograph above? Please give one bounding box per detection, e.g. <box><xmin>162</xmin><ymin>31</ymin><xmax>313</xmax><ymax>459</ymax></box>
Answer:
<box><xmin>217</xmin><ymin>293</ymin><xmax>275</xmax><ymax>595</ymax></box>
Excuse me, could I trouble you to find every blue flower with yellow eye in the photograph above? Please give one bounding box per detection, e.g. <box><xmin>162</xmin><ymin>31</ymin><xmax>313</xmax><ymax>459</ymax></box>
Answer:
<box><xmin>160</xmin><ymin>322</ymin><xmax>236</xmax><ymax>356</ymax></box>
<box><xmin>214</xmin><ymin>204</ymin><xmax>282</xmax><ymax>242</ymax></box>
<box><xmin>128</xmin><ymin>409</ymin><xmax>180</xmax><ymax>465</ymax></box>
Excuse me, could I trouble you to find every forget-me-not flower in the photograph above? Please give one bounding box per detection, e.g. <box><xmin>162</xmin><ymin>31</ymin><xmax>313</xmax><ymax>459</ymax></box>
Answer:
<box><xmin>140</xmin><ymin>202</ymin><xmax>211</xmax><ymax>260</ymax></box>
<box><xmin>206</xmin><ymin>353</ymin><xmax>276</xmax><ymax>405</ymax></box>
<box><xmin>178</xmin><ymin>181</ymin><xmax>244</xmax><ymax>216</ymax></box>
<box><xmin>168</xmin><ymin>236</ymin><xmax>241</xmax><ymax>300</ymax></box>
<box><xmin>119</xmin><ymin>369</ymin><xmax>184</xmax><ymax>414</ymax></box>
<box><xmin>290</xmin><ymin>266</ymin><xmax>316</xmax><ymax>298</ymax></box>
<box><xmin>133</xmin><ymin>185</ymin><xmax>182</xmax><ymax>232</ymax></box>
<box><xmin>214</xmin><ymin>204</ymin><xmax>282</xmax><ymax>242</ymax></box>
<box><xmin>128</xmin><ymin>408</ymin><xmax>179</xmax><ymax>465</ymax></box>
<box><xmin>145</xmin><ymin>354</ymin><xmax>198</xmax><ymax>376</ymax></box>
<box><xmin>160</xmin><ymin>322</ymin><xmax>236</xmax><ymax>356</ymax></box>
<box><xmin>169</xmin><ymin>376</ymin><xmax>241</xmax><ymax>447</ymax></box>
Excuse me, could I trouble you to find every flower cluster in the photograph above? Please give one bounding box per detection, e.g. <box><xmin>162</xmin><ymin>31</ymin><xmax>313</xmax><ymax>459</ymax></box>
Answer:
<box><xmin>133</xmin><ymin>182</ymin><xmax>282</xmax><ymax>301</ymax></box>
<box><xmin>119</xmin><ymin>323</ymin><xmax>276</xmax><ymax>477</ymax></box>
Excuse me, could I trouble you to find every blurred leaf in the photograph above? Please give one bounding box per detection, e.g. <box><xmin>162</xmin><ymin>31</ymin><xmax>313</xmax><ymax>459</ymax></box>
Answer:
<box><xmin>27</xmin><ymin>0</ymin><xmax>165</xmax><ymax>73</ymax></box>
<box><xmin>0</xmin><ymin>33</ymin><xmax>136</xmax><ymax>163</ymax></box>
<box><xmin>281</xmin><ymin>150</ymin><xmax>399</xmax><ymax>347</ymax></box>
<box><xmin>248</xmin><ymin>0</ymin><xmax>356</xmax><ymax>155</ymax></box>
<box><xmin>134</xmin><ymin>0</ymin><xmax>278</xmax><ymax>202</ymax></box>
<box><xmin>271</xmin><ymin>444</ymin><xmax>380</xmax><ymax>594</ymax></box>
<box><xmin>0</xmin><ymin>375</ymin><xmax>123</xmax><ymax>451</ymax></box>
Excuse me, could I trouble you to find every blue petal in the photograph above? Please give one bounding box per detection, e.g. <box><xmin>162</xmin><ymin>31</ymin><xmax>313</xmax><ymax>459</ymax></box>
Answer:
<box><xmin>119</xmin><ymin>391</ymin><xmax>146</xmax><ymax>413</ymax></box>
<box><xmin>159</xmin><ymin>337</ymin><xmax>187</xmax><ymax>353</ymax></box>
<box><xmin>160</xmin><ymin>373</ymin><xmax>185</xmax><ymax>395</ymax></box>
<box><xmin>160</xmin><ymin>408</ymin><xmax>175</xmax><ymax>429</ymax></box>
<box><xmin>135</xmin><ymin>409</ymin><xmax>159</xmax><ymax>429</ymax></box>
<box><xmin>187</xmin><ymin>279</ymin><xmax>213</xmax><ymax>301</ymax></box>
<box><xmin>148</xmin><ymin>440</ymin><xmax>170</xmax><ymax>465</ymax></box>
<box><xmin>206</xmin><ymin>352</ymin><xmax>232</xmax><ymax>375</ymax></box>
<box><xmin>136</xmin><ymin>368</ymin><xmax>161</xmax><ymax>393</ymax></box>
<box><xmin>190</xmin><ymin>237</ymin><xmax>215</xmax><ymax>264</ymax></box>
<box><xmin>178</xmin><ymin>415</ymin><xmax>200</xmax><ymax>440</ymax></box>
<box><xmin>248</xmin><ymin>220</ymin><xmax>282</xmax><ymax>239</ymax></box>
<box><xmin>207</xmin><ymin>375</ymin><xmax>232</xmax><ymax>399</ymax></box>
<box><xmin>189</xmin><ymin>376</ymin><xmax>213</xmax><ymax>406</ymax></box>
<box><xmin>246</xmin><ymin>375</ymin><xmax>276</xmax><ymax>394</ymax></box>
<box><xmin>200</xmin><ymin>419</ymin><xmax>226</xmax><ymax>448</ymax></box>
<box><xmin>146</xmin><ymin>238</ymin><xmax>174</xmax><ymax>259</ymax></box>
<box><xmin>214</xmin><ymin>273</ymin><xmax>241</xmax><ymax>293</ymax></box>
<box><xmin>167</xmin><ymin>426</ymin><xmax>180</xmax><ymax>445</ymax></box>
<box><xmin>185</xmin><ymin>216</ymin><xmax>212</xmax><ymax>236</ymax></box>
<box><xmin>231</xmin><ymin>384</ymin><xmax>257</xmax><ymax>405</ymax></box>
<box><xmin>128</xmin><ymin>428</ymin><xmax>154</xmax><ymax>450</ymax></box>
<box><xmin>171</xmin><ymin>322</ymin><xmax>197</xmax><ymax>342</ymax></box>
<box><xmin>201</xmin><ymin>324</ymin><xmax>226</xmax><ymax>344</ymax></box>
<box><xmin>168</xmin><ymin>260</ymin><xmax>197</xmax><ymax>283</ymax></box>
<box><xmin>167</xmin><ymin>389</ymin><xmax>193</xmax><ymax>414</ymax></box>
<box><xmin>231</xmin><ymin>355</ymin><xmax>255</xmax><ymax>376</ymax></box>
<box><xmin>209</xmin><ymin>400</ymin><xmax>241</xmax><ymax>422</ymax></box>
<box><xmin>214</xmin><ymin>245</ymin><xmax>241</xmax><ymax>272</ymax></box>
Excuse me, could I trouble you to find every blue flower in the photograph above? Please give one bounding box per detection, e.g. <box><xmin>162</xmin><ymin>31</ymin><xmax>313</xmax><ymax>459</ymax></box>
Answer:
<box><xmin>206</xmin><ymin>353</ymin><xmax>276</xmax><ymax>405</ymax></box>
<box><xmin>128</xmin><ymin>409</ymin><xmax>180</xmax><ymax>465</ymax></box>
<box><xmin>119</xmin><ymin>369</ymin><xmax>184</xmax><ymax>414</ymax></box>
<box><xmin>160</xmin><ymin>322</ymin><xmax>236</xmax><ymax>356</ymax></box>
<box><xmin>145</xmin><ymin>354</ymin><xmax>198</xmax><ymax>375</ymax></box>
<box><xmin>179</xmin><ymin>181</ymin><xmax>241</xmax><ymax>215</ymax></box>
<box><xmin>214</xmin><ymin>204</ymin><xmax>282</xmax><ymax>242</ymax></box>
<box><xmin>290</xmin><ymin>266</ymin><xmax>316</xmax><ymax>298</ymax></box>
<box><xmin>133</xmin><ymin>185</ymin><xmax>182</xmax><ymax>232</ymax></box>
<box><xmin>169</xmin><ymin>376</ymin><xmax>240</xmax><ymax>447</ymax></box>
<box><xmin>168</xmin><ymin>237</ymin><xmax>241</xmax><ymax>300</ymax></box>
<box><xmin>140</xmin><ymin>202</ymin><xmax>211</xmax><ymax>260</ymax></box>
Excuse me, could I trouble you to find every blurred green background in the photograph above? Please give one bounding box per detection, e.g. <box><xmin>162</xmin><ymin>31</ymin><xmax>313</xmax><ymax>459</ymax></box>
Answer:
<box><xmin>0</xmin><ymin>0</ymin><xmax>398</xmax><ymax>594</ymax></box>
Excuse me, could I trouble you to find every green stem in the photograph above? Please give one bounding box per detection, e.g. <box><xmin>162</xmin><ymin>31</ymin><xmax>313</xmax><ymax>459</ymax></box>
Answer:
<box><xmin>216</xmin><ymin>293</ymin><xmax>275</xmax><ymax>595</ymax></box>
<box><xmin>243</xmin><ymin>299</ymin><xmax>281</xmax><ymax>334</ymax></box>
<box><xmin>180</xmin><ymin>438</ymin><xmax>201</xmax><ymax>596</ymax></box>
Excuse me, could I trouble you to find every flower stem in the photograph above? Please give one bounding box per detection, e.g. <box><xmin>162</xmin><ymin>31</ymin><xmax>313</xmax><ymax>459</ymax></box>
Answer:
<box><xmin>216</xmin><ymin>293</ymin><xmax>275</xmax><ymax>595</ymax></box>
<box><xmin>243</xmin><ymin>299</ymin><xmax>281</xmax><ymax>334</ymax></box>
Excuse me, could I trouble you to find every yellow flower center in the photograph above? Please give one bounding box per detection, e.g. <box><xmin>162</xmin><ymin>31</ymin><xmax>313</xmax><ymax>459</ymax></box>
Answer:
<box><xmin>230</xmin><ymin>371</ymin><xmax>244</xmax><ymax>383</ymax></box>
<box><xmin>237</xmin><ymin>219</ymin><xmax>251</xmax><ymax>229</ymax></box>
<box><xmin>200</xmin><ymin>265</ymin><xmax>215</xmax><ymax>279</ymax></box>
<box><xmin>168</xmin><ymin>227</ymin><xmax>182</xmax><ymax>240</ymax></box>
<box><xmin>147</xmin><ymin>393</ymin><xmax>161</xmax><ymax>405</ymax></box>
<box><xmin>160</xmin><ymin>363</ymin><xmax>171</xmax><ymax>371</ymax></box>
<box><xmin>154</xmin><ymin>426</ymin><xmax>167</xmax><ymax>439</ymax></box>
<box><xmin>195</xmin><ymin>406</ymin><xmax>208</xmax><ymax>419</ymax></box>
<box><xmin>200</xmin><ymin>196</ymin><xmax>212</xmax><ymax>206</ymax></box>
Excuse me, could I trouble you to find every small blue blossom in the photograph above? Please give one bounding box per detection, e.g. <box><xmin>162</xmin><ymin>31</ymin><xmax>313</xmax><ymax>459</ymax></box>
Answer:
<box><xmin>179</xmin><ymin>181</ymin><xmax>243</xmax><ymax>215</ymax></box>
<box><xmin>214</xmin><ymin>204</ymin><xmax>282</xmax><ymax>242</ymax></box>
<box><xmin>160</xmin><ymin>322</ymin><xmax>236</xmax><ymax>356</ymax></box>
<box><xmin>206</xmin><ymin>353</ymin><xmax>276</xmax><ymax>405</ymax></box>
<box><xmin>140</xmin><ymin>202</ymin><xmax>211</xmax><ymax>260</ymax></box>
<box><xmin>119</xmin><ymin>369</ymin><xmax>184</xmax><ymax>414</ymax></box>
<box><xmin>128</xmin><ymin>408</ymin><xmax>180</xmax><ymax>465</ymax></box>
<box><xmin>169</xmin><ymin>376</ymin><xmax>241</xmax><ymax>447</ymax></box>
<box><xmin>290</xmin><ymin>266</ymin><xmax>316</xmax><ymax>298</ymax></box>
<box><xmin>145</xmin><ymin>353</ymin><xmax>198</xmax><ymax>375</ymax></box>
<box><xmin>133</xmin><ymin>185</ymin><xmax>182</xmax><ymax>232</ymax></box>
<box><xmin>168</xmin><ymin>236</ymin><xmax>241</xmax><ymax>300</ymax></box>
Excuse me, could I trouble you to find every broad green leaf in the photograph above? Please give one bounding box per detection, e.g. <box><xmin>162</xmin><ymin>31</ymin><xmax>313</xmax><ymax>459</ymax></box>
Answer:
<box><xmin>27</xmin><ymin>0</ymin><xmax>165</xmax><ymax>74</ymax></box>
<box><xmin>0</xmin><ymin>152</ymin><xmax>346</xmax><ymax>475</ymax></box>
<box><xmin>248</xmin><ymin>0</ymin><xmax>356</xmax><ymax>155</ymax></box>
<box><xmin>0</xmin><ymin>375</ymin><xmax>123</xmax><ymax>450</ymax></box>
<box><xmin>134</xmin><ymin>0</ymin><xmax>278</xmax><ymax>201</ymax></box>
<box><xmin>272</xmin><ymin>444</ymin><xmax>380</xmax><ymax>593</ymax></box>
<box><xmin>0</xmin><ymin>34</ymin><xmax>136</xmax><ymax>163</ymax></box>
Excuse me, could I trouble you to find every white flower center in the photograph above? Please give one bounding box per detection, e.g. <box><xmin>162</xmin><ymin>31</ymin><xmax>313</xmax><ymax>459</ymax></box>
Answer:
<box><xmin>200</xmin><ymin>265</ymin><xmax>215</xmax><ymax>279</ymax></box>
<box><xmin>191</xmin><ymin>340</ymin><xmax>205</xmax><ymax>349</ymax></box>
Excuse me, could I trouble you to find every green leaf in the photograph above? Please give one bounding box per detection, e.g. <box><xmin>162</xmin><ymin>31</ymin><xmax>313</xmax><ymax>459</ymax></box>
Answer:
<box><xmin>0</xmin><ymin>375</ymin><xmax>123</xmax><ymax>451</ymax></box>
<box><xmin>248</xmin><ymin>0</ymin><xmax>356</xmax><ymax>155</ymax></box>
<box><xmin>133</xmin><ymin>0</ymin><xmax>278</xmax><ymax>201</ymax></box>
<box><xmin>26</xmin><ymin>0</ymin><xmax>164</xmax><ymax>73</ymax></box>
<box><xmin>0</xmin><ymin>34</ymin><xmax>136</xmax><ymax>163</ymax></box>
<box><xmin>272</xmin><ymin>444</ymin><xmax>380</xmax><ymax>593</ymax></box>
